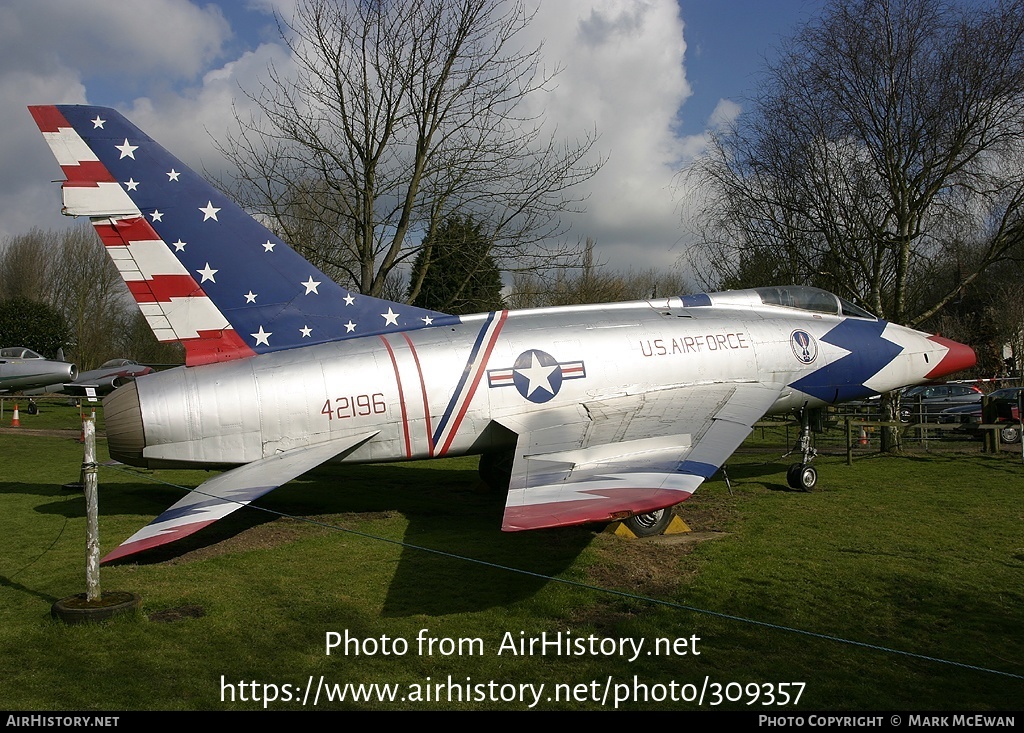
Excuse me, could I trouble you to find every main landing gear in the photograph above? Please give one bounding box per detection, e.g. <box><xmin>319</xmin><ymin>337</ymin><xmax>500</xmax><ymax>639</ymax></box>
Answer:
<box><xmin>785</xmin><ymin>406</ymin><xmax>818</xmax><ymax>491</ymax></box>
<box><xmin>622</xmin><ymin>508</ymin><xmax>674</xmax><ymax>537</ymax></box>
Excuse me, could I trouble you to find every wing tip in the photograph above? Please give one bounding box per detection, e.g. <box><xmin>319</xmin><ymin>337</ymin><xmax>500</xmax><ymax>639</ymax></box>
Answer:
<box><xmin>101</xmin><ymin>520</ymin><xmax>216</xmax><ymax>563</ymax></box>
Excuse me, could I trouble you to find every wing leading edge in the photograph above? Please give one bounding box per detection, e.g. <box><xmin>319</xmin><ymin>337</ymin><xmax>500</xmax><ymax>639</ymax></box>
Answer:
<box><xmin>499</xmin><ymin>383</ymin><xmax>782</xmax><ymax>531</ymax></box>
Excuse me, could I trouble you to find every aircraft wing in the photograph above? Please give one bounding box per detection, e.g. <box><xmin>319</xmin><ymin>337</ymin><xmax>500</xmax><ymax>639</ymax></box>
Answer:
<box><xmin>103</xmin><ymin>431</ymin><xmax>379</xmax><ymax>562</ymax></box>
<box><xmin>499</xmin><ymin>383</ymin><xmax>782</xmax><ymax>531</ymax></box>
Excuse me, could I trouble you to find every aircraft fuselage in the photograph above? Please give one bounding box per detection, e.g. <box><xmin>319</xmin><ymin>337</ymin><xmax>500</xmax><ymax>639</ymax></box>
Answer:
<box><xmin>105</xmin><ymin>294</ymin><xmax>961</xmax><ymax>470</ymax></box>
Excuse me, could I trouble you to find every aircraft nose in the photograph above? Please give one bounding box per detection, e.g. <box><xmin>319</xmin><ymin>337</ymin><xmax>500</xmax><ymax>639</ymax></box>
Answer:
<box><xmin>925</xmin><ymin>335</ymin><xmax>976</xmax><ymax>379</ymax></box>
<box><xmin>103</xmin><ymin>380</ymin><xmax>146</xmax><ymax>465</ymax></box>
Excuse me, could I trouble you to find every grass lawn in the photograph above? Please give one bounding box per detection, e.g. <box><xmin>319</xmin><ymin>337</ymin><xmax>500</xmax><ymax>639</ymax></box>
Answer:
<box><xmin>0</xmin><ymin>403</ymin><xmax>1021</xmax><ymax>710</ymax></box>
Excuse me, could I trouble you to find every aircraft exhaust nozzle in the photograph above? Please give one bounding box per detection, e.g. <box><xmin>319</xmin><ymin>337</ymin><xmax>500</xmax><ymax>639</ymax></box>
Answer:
<box><xmin>104</xmin><ymin>380</ymin><xmax>146</xmax><ymax>466</ymax></box>
<box><xmin>68</xmin><ymin>364</ymin><xmax>77</xmax><ymax>381</ymax></box>
<box><xmin>925</xmin><ymin>336</ymin><xmax>977</xmax><ymax>379</ymax></box>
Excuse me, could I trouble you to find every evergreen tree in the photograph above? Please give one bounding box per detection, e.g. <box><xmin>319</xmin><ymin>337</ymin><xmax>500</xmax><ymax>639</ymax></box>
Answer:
<box><xmin>407</xmin><ymin>217</ymin><xmax>503</xmax><ymax>315</ymax></box>
<box><xmin>0</xmin><ymin>297</ymin><xmax>70</xmax><ymax>358</ymax></box>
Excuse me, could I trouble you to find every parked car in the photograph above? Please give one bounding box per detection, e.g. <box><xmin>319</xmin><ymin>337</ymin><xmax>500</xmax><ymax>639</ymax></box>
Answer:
<box><xmin>898</xmin><ymin>383</ymin><xmax>984</xmax><ymax>423</ymax></box>
<box><xmin>937</xmin><ymin>387</ymin><xmax>1023</xmax><ymax>444</ymax></box>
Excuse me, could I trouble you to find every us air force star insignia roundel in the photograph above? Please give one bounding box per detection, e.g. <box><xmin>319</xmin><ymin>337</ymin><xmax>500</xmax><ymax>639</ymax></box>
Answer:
<box><xmin>513</xmin><ymin>349</ymin><xmax>562</xmax><ymax>403</ymax></box>
<box><xmin>486</xmin><ymin>350</ymin><xmax>587</xmax><ymax>403</ymax></box>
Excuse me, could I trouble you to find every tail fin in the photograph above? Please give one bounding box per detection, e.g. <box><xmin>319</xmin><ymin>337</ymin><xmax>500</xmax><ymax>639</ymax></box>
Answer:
<box><xmin>29</xmin><ymin>105</ymin><xmax>455</xmax><ymax>366</ymax></box>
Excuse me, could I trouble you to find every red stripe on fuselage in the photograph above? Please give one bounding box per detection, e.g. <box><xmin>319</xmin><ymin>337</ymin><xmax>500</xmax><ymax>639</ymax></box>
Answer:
<box><xmin>437</xmin><ymin>310</ymin><xmax>508</xmax><ymax>456</ymax></box>
<box><xmin>400</xmin><ymin>332</ymin><xmax>434</xmax><ymax>456</ymax></box>
<box><xmin>379</xmin><ymin>335</ymin><xmax>413</xmax><ymax>458</ymax></box>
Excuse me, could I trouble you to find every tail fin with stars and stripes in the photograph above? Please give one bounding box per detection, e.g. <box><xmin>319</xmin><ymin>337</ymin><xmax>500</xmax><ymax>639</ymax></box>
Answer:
<box><xmin>29</xmin><ymin>105</ymin><xmax>456</xmax><ymax>367</ymax></box>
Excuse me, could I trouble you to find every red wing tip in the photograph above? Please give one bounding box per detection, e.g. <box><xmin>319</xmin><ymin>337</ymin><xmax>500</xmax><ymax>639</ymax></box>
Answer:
<box><xmin>101</xmin><ymin>520</ymin><xmax>216</xmax><ymax>563</ymax></box>
<box><xmin>926</xmin><ymin>335</ymin><xmax>977</xmax><ymax>379</ymax></box>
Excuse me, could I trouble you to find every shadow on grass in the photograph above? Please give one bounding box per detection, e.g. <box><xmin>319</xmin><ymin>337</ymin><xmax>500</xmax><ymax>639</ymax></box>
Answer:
<box><xmin>16</xmin><ymin>458</ymin><xmax>597</xmax><ymax>615</ymax></box>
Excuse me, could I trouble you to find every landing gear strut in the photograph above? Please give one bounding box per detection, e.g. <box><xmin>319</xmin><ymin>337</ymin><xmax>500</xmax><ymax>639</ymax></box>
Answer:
<box><xmin>785</xmin><ymin>406</ymin><xmax>818</xmax><ymax>491</ymax></box>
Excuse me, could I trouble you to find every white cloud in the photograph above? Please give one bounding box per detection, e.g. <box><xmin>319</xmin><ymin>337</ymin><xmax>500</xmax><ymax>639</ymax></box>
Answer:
<box><xmin>4</xmin><ymin>0</ymin><xmax>709</xmax><ymax>281</ymax></box>
<box><xmin>0</xmin><ymin>1</ymin><xmax>231</xmax><ymax>83</ymax></box>
<box><xmin>521</xmin><ymin>0</ymin><xmax>694</xmax><ymax>271</ymax></box>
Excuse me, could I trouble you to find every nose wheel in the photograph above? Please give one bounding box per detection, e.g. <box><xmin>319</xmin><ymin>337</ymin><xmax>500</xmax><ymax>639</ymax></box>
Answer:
<box><xmin>785</xmin><ymin>405</ymin><xmax>818</xmax><ymax>491</ymax></box>
<box><xmin>786</xmin><ymin>462</ymin><xmax>817</xmax><ymax>490</ymax></box>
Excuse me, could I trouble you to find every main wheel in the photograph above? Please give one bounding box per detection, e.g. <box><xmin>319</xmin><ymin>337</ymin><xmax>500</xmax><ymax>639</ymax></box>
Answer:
<box><xmin>799</xmin><ymin>464</ymin><xmax>817</xmax><ymax>491</ymax></box>
<box><xmin>786</xmin><ymin>463</ymin><xmax>803</xmax><ymax>489</ymax></box>
<box><xmin>623</xmin><ymin>508</ymin><xmax>672</xmax><ymax>537</ymax></box>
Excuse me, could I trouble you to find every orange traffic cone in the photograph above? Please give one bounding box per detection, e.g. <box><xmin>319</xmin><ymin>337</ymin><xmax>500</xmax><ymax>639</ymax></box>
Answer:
<box><xmin>11</xmin><ymin>403</ymin><xmax>20</xmax><ymax>427</ymax></box>
<box><xmin>859</xmin><ymin>427</ymin><xmax>868</xmax><ymax>445</ymax></box>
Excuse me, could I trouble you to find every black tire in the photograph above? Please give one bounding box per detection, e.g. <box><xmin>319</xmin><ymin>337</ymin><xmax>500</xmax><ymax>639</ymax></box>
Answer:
<box><xmin>623</xmin><ymin>508</ymin><xmax>673</xmax><ymax>537</ymax></box>
<box><xmin>799</xmin><ymin>465</ymin><xmax>817</xmax><ymax>491</ymax></box>
<box><xmin>786</xmin><ymin>463</ymin><xmax>803</xmax><ymax>489</ymax></box>
<box><xmin>999</xmin><ymin>425</ymin><xmax>1021</xmax><ymax>444</ymax></box>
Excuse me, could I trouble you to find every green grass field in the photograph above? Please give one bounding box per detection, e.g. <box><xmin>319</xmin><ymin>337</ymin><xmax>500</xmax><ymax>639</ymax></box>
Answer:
<box><xmin>0</xmin><ymin>400</ymin><xmax>1021</xmax><ymax>710</ymax></box>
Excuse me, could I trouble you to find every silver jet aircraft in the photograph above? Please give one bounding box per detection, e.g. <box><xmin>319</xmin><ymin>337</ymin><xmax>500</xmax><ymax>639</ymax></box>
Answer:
<box><xmin>24</xmin><ymin>357</ymin><xmax>154</xmax><ymax>397</ymax></box>
<box><xmin>0</xmin><ymin>347</ymin><xmax>77</xmax><ymax>394</ymax></box>
<box><xmin>31</xmin><ymin>105</ymin><xmax>976</xmax><ymax>562</ymax></box>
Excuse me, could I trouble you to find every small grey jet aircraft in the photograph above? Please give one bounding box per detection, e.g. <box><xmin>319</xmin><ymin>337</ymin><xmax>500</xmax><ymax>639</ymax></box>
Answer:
<box><xmin>24</xmin><ymin>358</ymin><xmax>154</xmax><ymax>397</ymax></box>
<box><xmin>31</xmin><ymin>105</ymin><xmax>976</xmax><ymax>562</ymax></box>
<box><xmin>0</xmin><ymin>347</ymin><xmax>77</xmax><ymax>394</ymax></box>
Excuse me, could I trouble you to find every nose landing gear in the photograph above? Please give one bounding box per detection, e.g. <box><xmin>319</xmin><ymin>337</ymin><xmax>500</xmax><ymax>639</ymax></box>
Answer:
<box><xmin>785</xmin><ymin>406</ymin><xmax>818</xmax><ymax>491</ymax></box>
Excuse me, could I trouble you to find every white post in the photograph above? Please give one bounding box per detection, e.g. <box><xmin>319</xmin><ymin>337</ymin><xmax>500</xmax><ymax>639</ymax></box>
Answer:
<box><xmin>83</xmin><ymin>418</ymin><xmax>101</xmax><ymax>602</ymax></box>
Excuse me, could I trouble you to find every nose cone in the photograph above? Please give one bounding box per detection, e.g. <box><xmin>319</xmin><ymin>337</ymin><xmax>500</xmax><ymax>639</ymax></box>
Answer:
<box><xmin>103</xmin><ymin>380</ymin><xmax>146</xmax><ymax>465</ymax></box>
<box><xmin>926</xmin><ymin>336</ymin><xmax>977</xmax><ymax>379</ymax></box>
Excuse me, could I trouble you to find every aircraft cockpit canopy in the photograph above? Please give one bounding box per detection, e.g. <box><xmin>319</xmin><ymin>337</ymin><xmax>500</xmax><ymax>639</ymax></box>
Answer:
<box><xmin>0</xmin><ymin>347</ymin><xmax>44</xmax><ymax>360</ymax></box>
<box><xmin>754</xmin><ymin>287</ymin><xmax>876</xmax><ymax>320</ymax></box>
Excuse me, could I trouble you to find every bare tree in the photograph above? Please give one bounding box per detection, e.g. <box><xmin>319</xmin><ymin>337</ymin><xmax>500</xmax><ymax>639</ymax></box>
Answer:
<box><xmin>687</xmin><ymin>0</ymin><xmax>1024</xmax><ymax>326</ymax></box>
<box><xmin>0</xmin><ymin>225</ymin><xmax>133</xmax><ymax>369</ymax></box>
<box><xmin>686</xmin><ymin>0</ymin><xmax>1024</xmax><ymax>450</ymax></box>
<box><xmin>221</xmin><ymin>0</ymin><xmax>602</xmax><ymax>299</ymax></box>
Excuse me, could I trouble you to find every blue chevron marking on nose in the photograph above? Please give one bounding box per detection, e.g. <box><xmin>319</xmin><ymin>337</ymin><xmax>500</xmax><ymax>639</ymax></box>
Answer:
<box><xmin>789</xmin><ymin>319</ymin><xmax>903</xmax><ymax>403</ymax></box>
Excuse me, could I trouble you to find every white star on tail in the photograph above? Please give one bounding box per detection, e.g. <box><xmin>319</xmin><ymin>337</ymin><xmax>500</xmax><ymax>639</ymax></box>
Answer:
<box><xmin>199</xmin><ymin>201</ymin><xmax>221</xmax><ymax>221</ymax></box>
<box><xmin>251</xmin><ymin>326</ymin><xmax>271</xmax><ymax>346</ymax></box>
<box><xmin>115</xmin><ymin>139</ymin><xmax>137</xmax><ymax>159</ymax></box>
<box><xmin>381</xmin><ymin>308</ymin><xmax>400</xmax><ymax>326</ymax></box>
<box><xmin>196</xmin><ymin>263</ymin><xmax>217</xmax><ymax>283</ymax></box>
<box><xmin>301</xmin><ymin>277</ymin><xmax>321</xmax><ymax>295</ymax></box>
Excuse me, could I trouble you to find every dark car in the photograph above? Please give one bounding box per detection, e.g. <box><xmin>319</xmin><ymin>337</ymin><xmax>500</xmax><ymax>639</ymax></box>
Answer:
<box><xmin>938</xmin><ymin>387</ymin><xmax>1023</xmax><ymax>444</ymax></box>
<box><xmin>898</xmin><ymin>383</ymin><xmax>984</xmax><ymax>423</ymax></box>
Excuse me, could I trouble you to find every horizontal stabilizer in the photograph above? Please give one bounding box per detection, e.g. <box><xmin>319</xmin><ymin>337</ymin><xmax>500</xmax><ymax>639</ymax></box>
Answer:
<box><xmin>103</xmin><ymin>432</ymin><xmax>378</xmax><ymax>562</ymax></box>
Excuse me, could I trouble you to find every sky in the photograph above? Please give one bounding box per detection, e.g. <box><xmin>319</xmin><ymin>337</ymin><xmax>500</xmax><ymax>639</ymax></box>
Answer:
<box><xmin>0</xmin><ymin>0</ymin><xmax>825</xmax><ymax>284</ymax></box>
